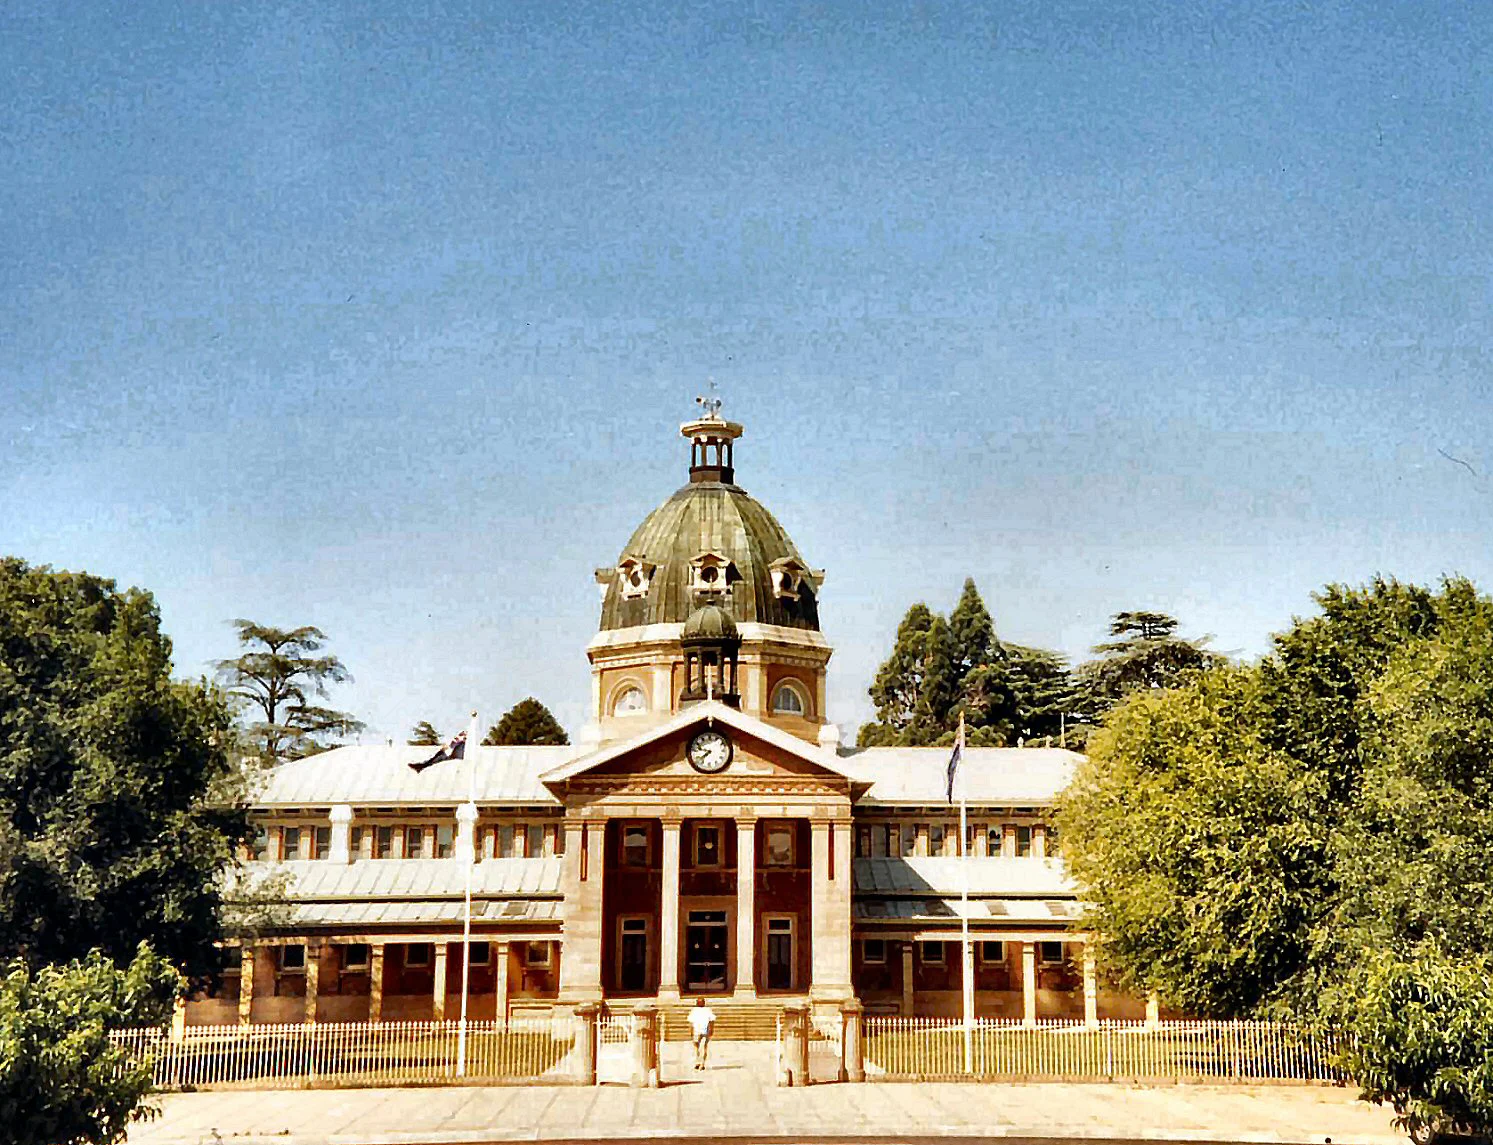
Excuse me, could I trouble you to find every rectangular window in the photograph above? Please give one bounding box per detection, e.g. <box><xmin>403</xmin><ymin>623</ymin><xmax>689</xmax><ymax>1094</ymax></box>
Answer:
<box><xmin>499</xmin><ymin>825</ymin><xmax>516</xmax><ymax>858</ymax></box>
<box><xmin>280</xmin><ymin>826</ymin><xmax>301</xmax><ymax>860</ymax></box>
<box><xmin>375</xmin><ymin>826</ymin><xmax>393</xmax><ymax>859</ymax></box>
<box><xmin>279</xmin><ymin>944</ymin><xmax>306</xmax><ymax>972</ymax></box>
<box><xmin>987</xmin><ymin>826</ymin><xmax>1004</xmax><ymax>855</ymax></box>
<box><xmin>901</xmin><ymin>825</ymin><xmax>917</xmax><ymax>858</ymax></box>
<box><xmin>524</xmin><ymin>941</ymin><xmax>551</xmax><ymax>967</ymax></box>
<box><xmin>919</xmin><ymin>941</ymin><xmax>945</xmax><ymax>966</ymax></box>
<box><xmin>1016</xmin><ymin>826</ymin><xmax>1033</xmax><ymax>858</ymax></box>
<box><xmin>405</xmin><ymin>943</ymin><xmax>431</xmax><ymax>968</ymax></box>
<box><xmin>765</xmin><ymin>916</ymin><xmax>794</xmax><ymax>990</ymax></box>
<box><xmin>764</xmin><ymin>824</ymin><xmax>794</xmax><ymax>866</ymax></box>
<box><xmin>221</xmin><ymin>946</ymin><xmax>244</xmax><ymax>974</ymax></box>
<box><xmin>350</xmin><ymin>826</ymin><xmax>365</xmax><ymax>858</ymax></box>
<box><xmin>527</xmin><ymin>824</ymin><xmax>545</xmax><ymax>856</ymax></box>
<box><xmin>405</xmin><ymin>826</ymin><xmax>425</xmax><ymax>859</ymax></box>
<box><xmin>467</xmin><ymin>942</ymin><xmax>490</xmax><ymax>967</ymax></box>
<box><xmin>980</xmin><ymin>940</ymin><xmax>1006</xmax><ymax>963</ymax></box>
<box><xmin>928</xmin><ymin>824</ymin><xmax>944</xmax><ymax>855</ymax></box>
<box><xmin>964</xmin><ymin>824</ymin><xmax>976</xmax><ymax>856</ymax></box>
<box><xmin>1039</xmin><ymin>941</ymin><xmax>1065</xmax><ymax>965</ymax></box>
<box><xmin>856</xmin><ymin>826</ymin><xmax>871</xmax><ymax>858</ymax></box>
<box><xmin>693</xmin><ymin>824</ymin><xmax>721</xmax><ymax>867</ymax></box>
<box><xmin>251</xmin><ymin>826</ymin><xmax>270</xmax><ymax>861</ymax></box>
<box><xmin>435</xmin><ymin>825</ymin><xmax>453</xmax><ymax>859</ymax></box>
<box><xmin>312</xmin><ymin>826</ymin><xmax>331</xmax><ymax>860</ymax></box>
<box><xmin>862</xmin><ymin>938</ymin><xmax>886</xmax><ymax>965</ymax></box>
<box><xmin>622</xmin><ymin>823</ymin><xmax>650</xmax><ymax>867</ymax></box>
<box><xmin>343</xmin><ymin>943</ymin><xmax>370</xmax><ymax>971</ymax></box>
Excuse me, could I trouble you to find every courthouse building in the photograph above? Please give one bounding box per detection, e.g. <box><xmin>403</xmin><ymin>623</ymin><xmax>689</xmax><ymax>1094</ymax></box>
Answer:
<box><xmin>196</xmin><ymin>408</ymin><xmax>1137</xmax><ymax>1026</ymax></box>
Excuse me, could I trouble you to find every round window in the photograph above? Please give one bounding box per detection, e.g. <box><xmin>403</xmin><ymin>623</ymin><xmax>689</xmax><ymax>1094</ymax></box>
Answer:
<box><xmin>771</xmin><ymin>682</ymin><xmax>806</xmax><ymax>715</ymax></box>
<box><xmin>613</xmin><ymin>686</ymin><xmax>647</xmax><ymax>716</ymax></box>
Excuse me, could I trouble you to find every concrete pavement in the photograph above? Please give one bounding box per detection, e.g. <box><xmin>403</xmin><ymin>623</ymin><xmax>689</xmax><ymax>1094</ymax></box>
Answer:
<box><xmin>125</xmin><ymin>1040</ymin><xmax>1406</xmax><ymax>1145</ymax></box>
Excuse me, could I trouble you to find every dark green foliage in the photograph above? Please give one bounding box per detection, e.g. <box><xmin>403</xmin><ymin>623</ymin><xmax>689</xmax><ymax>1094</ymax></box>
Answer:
<box><xmin>215</xmin><ymin>621</ymin><xmax>364</xmax><ymax>763</ymax></box>
<box><xmin>0</xmin><ymin>559</ymin><xmax>248</xmax><ymax>981</ymax></box>
<box><xmin>1076</xmin><ymin>610</ymin><xmax>1221</xmax><ymax>717</ymax></box>
<box><xmin>1004</xmin><ymin>644</ymin><xmax>1080</xmax><ymax>745</ymax></box>
<box><xmin>482</xmin><ymin>698</ymin><xmax>568</xmax><ymax>746</ymax></box>
<box><xmin>1061</xmin><ymin>576</ymin><xmax>1493</xmax><ymax>1138</ymax></box>
<box><xmin>0</xmin><ymin>945</ymin><xmax>178</xmax><ymax>1145</ymax></box>
<box><xmin>407</xmin><ymin>720</ymin><xmax>441</xmax><ymax>746</ymax></box>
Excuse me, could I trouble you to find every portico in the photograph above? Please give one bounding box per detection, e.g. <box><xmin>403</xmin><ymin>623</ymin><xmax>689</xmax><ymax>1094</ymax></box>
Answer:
<box><xmin>547</xmin><ymin>703</ymin><xmax>856</xmax><ymax>1011</ymax></box>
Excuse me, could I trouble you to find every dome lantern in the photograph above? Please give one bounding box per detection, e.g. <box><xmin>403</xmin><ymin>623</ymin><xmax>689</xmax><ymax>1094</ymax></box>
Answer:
<box><xmin>682</xmin><ymin>394</ymin><xmax>744</xmax><ymax>485</ymax></box>
<box><xmin>680</xmin><ymin>604</ymin><xmax>741</xmax><ymax>707</ymax></box>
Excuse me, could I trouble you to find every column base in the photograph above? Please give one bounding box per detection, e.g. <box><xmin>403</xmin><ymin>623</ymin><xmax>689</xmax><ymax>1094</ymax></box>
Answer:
<box><xmin>657</xmin><ymin>984</ymin><xmax>681</xmax><ymax>1003</ymax></box>
<box><xmin>558</xmin><ymin>986</ymin><xmax>605</xmax><ymax>1011</ymax></box>
<box><xmin>732</xmin><ymin>985</ymin><xmax>757</xmax><ymax>1001</ymax></box>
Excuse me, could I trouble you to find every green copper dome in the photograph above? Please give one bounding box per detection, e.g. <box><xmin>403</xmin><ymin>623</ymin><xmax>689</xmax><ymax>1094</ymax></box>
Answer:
<box><xmin>598</xmin><ymin>479</ymin><xmax>821</xmax><ymax>632</ymax></box>
<box><xmin>682</xmin><ymin>602</ymin><xmax>739</xmax><ymax>641</ymax></box>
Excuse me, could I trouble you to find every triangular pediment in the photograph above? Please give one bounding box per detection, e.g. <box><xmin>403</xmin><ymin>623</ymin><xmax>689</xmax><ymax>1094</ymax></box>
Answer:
<box><xmin>539</xmin><ymin>701</ymin><xmax>861</xmax><ymax>792</ymax></box>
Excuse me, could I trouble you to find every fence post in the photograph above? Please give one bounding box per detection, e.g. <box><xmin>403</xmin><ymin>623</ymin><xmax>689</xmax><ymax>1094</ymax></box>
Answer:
<box><xmin>841</xmin><ymin>1000</ymin><xmax>864</xmax><ymax>1083</ymax></box>
<box><xmin>779</xmin><ymin>1003</ymin><xmax>810</xmax><ymax>1087</ymax></box>
<box><xmin>631</xmin><ymin>1004</ymin><xmax>660</xmax><ymax>1088</ymax></box>
<box><xmin>574</xmin><ymin>1003</ymin><xmax>599</xmax><ymax>1085</ymax></box>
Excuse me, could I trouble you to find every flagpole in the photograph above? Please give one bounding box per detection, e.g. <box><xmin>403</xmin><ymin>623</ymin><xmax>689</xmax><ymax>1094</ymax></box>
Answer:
<box><xmin>958</xmin><ymin>713</ymin><xmax>973</xmax><ymax>1074</ymax></box>
<box><xmin>457</xmin><ymin>710</ymin><xmax>478</xmax><ymax>1078</ymax></box>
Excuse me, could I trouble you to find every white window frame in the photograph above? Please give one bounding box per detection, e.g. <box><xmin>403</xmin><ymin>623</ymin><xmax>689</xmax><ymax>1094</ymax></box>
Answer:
<box><xmin>615</xmin><ymin>915</ymin><xmax>650</xmax><ymax>991</ymax></box>
<box><xmin>919</xmin><ymin>940</ymin><xmax>946</xmax><ymax>966</ymax></box>
<box><xmin>278</xmin><ymin>944</ymin><xmax>306</xmax><ymax>973</ymax></box>
<box><xmin>523</xmin><ymin>941</ymin><xmax>550</xmax><ymax>968</ymax></box>
<box><xmin>404</xmin><ymin>943</ymin><xmax>431</xmax><ymax>968</ymax></box>
<box><xmin>761</xmin><ymin>914</ymin><xmax>797</xmax><ymax>991</ymax></box>
<box><xmin>861</xmin><ymin>938</ymin><xmax>887</xmax><ymax>965</ymax></box>
<box><xmin>979</xmin><ymin>940</ymin><xmax>1006</xmax><ymax>964</ymax></box>
<box><xmin>610</xmin><ymin>681</ymin><xmax>649</xmax><ymax>717</ymax></box>
<box><xmin>770</xmin><ymin>679</ymin><xmax>809</xmax><ymax>716</ymax></box>
<box><xmin>1039</xmin><ymin>941</ymin><xmax>1066</xmax><ymax>966</ymax></box>
<box><xmin>467</xmin><ymin>941</ymin><xmax>490</xmax><ymax>967</ymax></box>
<box><xmin>342</xmin><ymin>943</ymin><xmax>370</xmax><ymax>971</ymax></box>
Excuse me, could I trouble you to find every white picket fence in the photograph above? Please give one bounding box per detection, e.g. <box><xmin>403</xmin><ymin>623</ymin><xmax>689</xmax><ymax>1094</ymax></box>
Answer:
<box><xmin>109</xmin><ymin>1018</ymin><xmax>577</xmax><ymax>1090</ymax></box>
<box><xmin>862</xmin><ymin>1017</ymin><xmax>1344</xmax><ymax>1083</ymax></box>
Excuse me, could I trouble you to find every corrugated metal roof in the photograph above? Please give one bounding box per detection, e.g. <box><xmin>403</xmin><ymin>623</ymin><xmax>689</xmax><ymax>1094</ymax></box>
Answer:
<box><xmin>276</xmin><ymin>899</ymin><xmax>563</xmax><ymax>928</ymax></box>
<box><xmin>251</xmin><ymin>746</ymin><xmax>575</xmax><ymax>807</ymax></box>
<box><xmin>839</xmin><ymin>747</ymin><xmax>1078</xmax><ymax>806</ymax></box>
<box><xmin>852</xmin><ymin>856</ymin><xmax>1075</xmax><ymax>897</ymax></box>
<box><xmin>853</xmin><ymin>898</ymin><xmax>1086</xmax><ymax>924</ymax></box>
<box><xmin>228</xmin><ymin>858</ymin><xmax>564</xmax><ymax>900</ymax></box>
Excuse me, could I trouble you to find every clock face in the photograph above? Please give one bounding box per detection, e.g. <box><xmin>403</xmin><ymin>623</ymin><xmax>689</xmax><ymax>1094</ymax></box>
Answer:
<box><xmin>687</xmin><ymin>729</ymin><xmax>733</xmax><ymax>774</ymax></box>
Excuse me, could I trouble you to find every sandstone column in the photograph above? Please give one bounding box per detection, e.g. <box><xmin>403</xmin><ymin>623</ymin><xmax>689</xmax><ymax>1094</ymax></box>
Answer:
<box><xmin>304</xmin><ymin>942</ymin><xmax>320</xmax><ymax>1025</ymax></box>
<box><xmin>1082</xmin><ymin>944</ymin><xmax>1099</xmax><ymax>1028</ymax></box>
<box><xmin>558</xmin><ymin>817</ymin><xmax>605</xmax><ymax>1004</ymax></box>
<box><xmin>494</xmin><ymin>940</ymin><xmax>511</xmax><ymax>1026</ymax></box>
<box><xmin>900</xmin><ymin>941</ymin><xmax>915</xmax><ymax>1016</ymax></box>
<box><xmin>1022</xmin><ymin>941</ymin><xmax>1038</xmax><ymax>1027</ymax></box>
<box><xmin>734</xmin><ymin>814</ymin><xmax>757</xmax><ymax>998</ymax></box>
<box><xmin>809</xmin><ymin>817</ymin><xmax>853</xmax><ymax>1002</ymax></box>
<box><xmin>238</xmin><ymin>945</ymin><xmax>255</xmax><ymax>1025</ymax></box>
<box><xmin>841</xmin><ymin>999</ymin><xmax>865</xmax><ymax>1082</ymax></box>
<box><xmin>659</xmin><ymin>817</ymin><xmax>681</xmax><ymax>1000</ymax></box>
<box><xmin>368</xmin><ymin>943</ymin><xmax>385</xmax><ymax>1023</ymax></box>
<box><xmin>575</xmin><ymin>1001</ymin><xmax>600</xmax><ymax>1085</ymax></box>
<box><xmin>455</xmin><ymin>802</ymin><xmax>479</xmax><ymax>863</ymax></box>
<box><xmin>329</xmin><ymin>805</ymin><xmax>354</xmax><ymax>862</ymax></box>
<box><xmin>433</xmin><ymin>944</ymin><xmax>449</xmax><ymax>1021</ymax></box>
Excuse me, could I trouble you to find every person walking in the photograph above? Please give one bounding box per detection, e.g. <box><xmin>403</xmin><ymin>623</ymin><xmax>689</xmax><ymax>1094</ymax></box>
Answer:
<box><xmin>688</xmin><ymin>997</ymin><xmax>717</xmax><ymax>1070</ymax></box>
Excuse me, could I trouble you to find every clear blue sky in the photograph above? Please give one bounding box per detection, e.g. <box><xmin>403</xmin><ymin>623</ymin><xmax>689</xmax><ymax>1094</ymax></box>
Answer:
<box><xmin>4</xmin><ymin>1</ymin><xmax>1491</xmax><ymax>742</ymax></box>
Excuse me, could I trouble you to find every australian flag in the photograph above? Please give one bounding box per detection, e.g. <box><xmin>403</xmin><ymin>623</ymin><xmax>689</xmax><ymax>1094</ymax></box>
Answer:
<box><xmin>945</xmin><ymin>713</ymin><xmax>966</xmax><ymax>803</ymax></box>
<box><xmin>410</xmin><ymin>730</ymin><xmax>466</xmax><ymax>773</ymax></box>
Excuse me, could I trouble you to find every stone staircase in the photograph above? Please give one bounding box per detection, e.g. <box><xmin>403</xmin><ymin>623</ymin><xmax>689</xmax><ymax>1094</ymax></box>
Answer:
<box><xmin>605</xmin><ymin>997</ymin><xmax>799</xmax><ymax>1041</ymax></box>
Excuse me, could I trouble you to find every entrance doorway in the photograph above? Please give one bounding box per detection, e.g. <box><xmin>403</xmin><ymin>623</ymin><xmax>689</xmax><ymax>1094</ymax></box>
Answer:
<box><xmin>618</xmin><ymin>916</ymin><xmax>649</xmax><ymax>992</ymax></box>
<box><xmin>685</xmin><ymin>909</ymin><xmax>728</xmax><ymax>991</ymax></box>
<box><xmin>765</xmin><ymin>915</ymin><xmax>795</xmax><ymax>990</ymax></box>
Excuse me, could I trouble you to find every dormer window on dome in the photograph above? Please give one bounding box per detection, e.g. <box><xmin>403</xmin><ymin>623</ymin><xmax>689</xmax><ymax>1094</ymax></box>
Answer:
<box><xmin>689</xmin><ymin>551</ymin><xmax>736</xmax><ymax>597</ymax></box>
<box><xmin>614</xmin><ymin>556</ymin><xmax>657</xmax><ymax>601</ymax></box>
<box><xmin>768</xmin><ymin>557</ymin><xmax>824</xmax><ymax>602</ymax></box>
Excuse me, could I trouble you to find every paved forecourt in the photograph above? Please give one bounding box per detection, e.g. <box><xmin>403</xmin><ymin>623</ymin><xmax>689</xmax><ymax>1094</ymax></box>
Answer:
<box><xmin>126</xmin><ymin>1041</ymin><xmax>1405</xmax><ymax>1145</ymax></box>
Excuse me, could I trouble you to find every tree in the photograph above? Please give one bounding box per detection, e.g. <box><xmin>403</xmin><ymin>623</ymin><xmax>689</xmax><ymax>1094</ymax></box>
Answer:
<box><xmin>482</xmin><ymin>698</ymin><xmax>568</xmax><ymax>746</ymax></box>
<box><xmin>407</xmin><ymin>721</ymin><xmax>441</xmax><ymax>746</ymax></box>
<box><xmin>861</xmin><ymin>603</ymin><xmax>937</xmax><ymax>744</ymax></box>
<box><xmin>1059</xmin><ymin>577</ymin><xmax>1493</xmax><ymax>1138</ymax></box>
<box><xmin>1075</xmin><ymin>610</ymin><xmax>1221</xmax><ymax>716</ymax></box>
<box><xmin>1005</xmin><ymin>644</ymin><xmax>1080</xmax><ymax>746</ymax></box>
<box><xmin>0</xmin><ymin>945</ymin><xmax>179</xmax><ymax>1145</ymax></box>
<box><xmin>0</xmin><ymin>559</ymin><xmax>248</xmax><ymax>980</ymax></box>
<box><xmin>948</xmin><ymin>578</ymin><xmax>996</xmax><ymax>677</ymax></box>
<box><xmin>215</xmin><ymin>621</ymin><xmax>364</xmax><ymax>764</ymax></box>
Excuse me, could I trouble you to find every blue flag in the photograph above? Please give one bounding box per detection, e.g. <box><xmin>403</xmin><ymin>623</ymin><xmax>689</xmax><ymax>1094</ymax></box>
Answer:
<box><xmin>411</xmin><ymin>730</ymin><xmax>466</xmax><ymax>773</ymax></box>
<box><xmin>945</xmin><ymin>738</ymin><xmax>962</xmax><ymax>804</ymax></box>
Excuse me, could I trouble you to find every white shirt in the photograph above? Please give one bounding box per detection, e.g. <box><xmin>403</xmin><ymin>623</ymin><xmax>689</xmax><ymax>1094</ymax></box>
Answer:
<box><xmin>688</xmin><ymin>1006</ymin><xmax>716</xmax><ymax>1038</ymax></box>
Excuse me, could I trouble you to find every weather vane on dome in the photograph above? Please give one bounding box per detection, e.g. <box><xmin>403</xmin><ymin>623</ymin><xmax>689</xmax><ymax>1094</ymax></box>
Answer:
<box><xmin>695</xmin><ymin>378</ymin><xmax>723</xmax><ymax>419</ymax></box>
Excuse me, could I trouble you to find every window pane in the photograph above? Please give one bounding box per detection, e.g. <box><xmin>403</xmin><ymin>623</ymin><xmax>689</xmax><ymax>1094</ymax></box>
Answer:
<box><xmin>376</xmin><ymin>826</ymin><xmax>393</xmax><ymax>859</ymax></box>
<box><xmin>1040</xmin><ymin>941</ymin><xmax>1064</xmax><ymax>963</ymax></box>
<box><xmin>499</xmin><ymin>825</ymin><xmax>515</xmax><ymax>858</ymax></box>
<box><xmin>1016</xmin><ymin>826</ymin><xmax>1033</xmax><ymax>857</ymax></box>
<box><xmin>863</xmin><ymin>939</ymin><xmax>886</xmax><ymax>964</ymax></box>
<box><xmin>343</xmin><ymin>943</ymin><xmax>369</xmax><ymax>970</ymax></box>
<box><xmin>280</xmin><ymin>944</ymin><xmax>305</xmax><ymax>971</ymax></box>
<box><xmin>313</xmin><ymin>826</ymin><xmax>331</xmax><ymax>859</ymax></box>
<box><xmin>281</xmin><ymin>827</ymin><xmax>301</xmax><ymax>859</ymax></box>
<box><xmin>436</xmin><ymin>825</ymin><xmax>453</xmax><ymax>859</ymax></box>
<box><xmin>623</xmin><ymin>825</ymin><xmax>649</xmax><ymax>866</ymax></box>
<box><xmin>252</xmin><ymin>826</ymin><xmax>269</xmax><ymax>861</ymax></box>
<box><xmin>528</xmin><ymin>825</ymin><xmax>545</xmax><ymax>856</ymax></box>
<box><xmin>771</xmin><ymin>683</ymin><xmax>804</xmax><ymax>714</ymax></box>
<box><xmin>765</xmin><ymin>826</ymin><xmax>793</xmax><ymax>866</ymax></box>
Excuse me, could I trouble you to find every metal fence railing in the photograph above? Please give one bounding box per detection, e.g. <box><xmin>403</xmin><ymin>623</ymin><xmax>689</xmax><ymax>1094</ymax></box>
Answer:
<box><xmin>862</xmin><ymin>1018</ymin><xmax>1344</xmax><ymax>1083</ymax></box>
<box><xmin>109</xmin><ymin>1018</ymin><xmax>578</xmax><ymax>1090</ymax></box>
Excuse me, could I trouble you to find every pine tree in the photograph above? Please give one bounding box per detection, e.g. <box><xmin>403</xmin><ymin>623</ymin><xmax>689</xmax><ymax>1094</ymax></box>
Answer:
<box><xmin>482</xmin><ymin>698</ymin><xmax>569</xmax><ymax>746</ymax></box>
<box><xmin>948</xmin><ymin>577</ymin><xmax>995</xmax><ymax>676</ymax></box>
<box><xmin>408</xmin><ymin>720</ymin><xmax>441</xmax><ymax>746</ymax></box>
<box><xmin>1076</xmin><ymin>610</ymin><xmax>1221</xmax><ymax>717</ymax></box>
<box><xmin>861</xmin><ymin>603</ymin><xmax>936</xmax><ymax>744</ymax></box>
<box><xmin>909</xmin><ymin>615</ymin><xmax>960</xmax><ymax>745</ymax></box>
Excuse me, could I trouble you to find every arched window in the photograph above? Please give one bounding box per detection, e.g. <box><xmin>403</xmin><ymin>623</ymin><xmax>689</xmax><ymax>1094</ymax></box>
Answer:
<box><xmin>771</xmin><ymin>681</ymin><xmax>807</xmax><ymax>716</ymax></box>
<box><xmin>612</xmin><ymin>685</ymin><xmax>647</xmax><ymax>717</ymax></box>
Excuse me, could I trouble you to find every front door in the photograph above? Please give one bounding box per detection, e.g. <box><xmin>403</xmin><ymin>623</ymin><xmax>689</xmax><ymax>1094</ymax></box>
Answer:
<box><xmin>619</xmin><ymin>917</ymin><xmax>649</xmax><ymax>992</ymax></box>
<box><xmin>765</xmin><ymin>916</ymin><xmax>794</xmax><ymax>990</ymax></box>
<box><xmin>685</xmin><ymin>910</ymin><xmax>728</xmax><ymax>991</ymax></box>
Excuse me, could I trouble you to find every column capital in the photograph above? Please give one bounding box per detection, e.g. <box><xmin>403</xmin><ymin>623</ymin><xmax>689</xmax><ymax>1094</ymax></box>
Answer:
<box><xmin>660</xmin><ymin>814</ymin><xmax>684</xmax><ymax>830</ymax></box>
<box><xmin>329</xmin><ymin>804</ymin><xmax>354</xmax><ymax>824</ymax></box>
<box><xmin>734</xmin><ymin>811</ymin><xmax>759</xmax><ymax>828</ymax></box>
